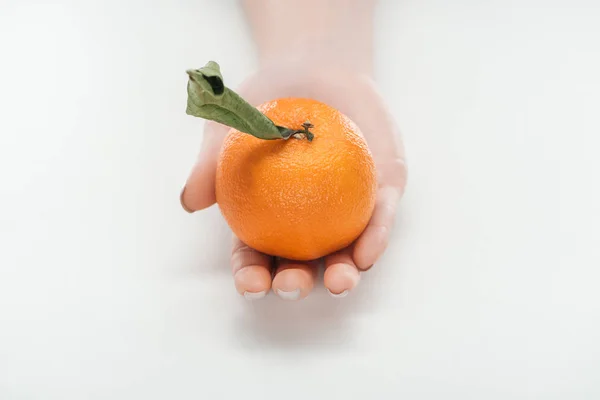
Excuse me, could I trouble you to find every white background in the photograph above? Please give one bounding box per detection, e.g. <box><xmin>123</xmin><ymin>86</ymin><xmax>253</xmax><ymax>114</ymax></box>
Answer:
<box><xmin>1</xmin><ymin>0</ymin><xmax>600</xmax><ymax>398</ymax></box>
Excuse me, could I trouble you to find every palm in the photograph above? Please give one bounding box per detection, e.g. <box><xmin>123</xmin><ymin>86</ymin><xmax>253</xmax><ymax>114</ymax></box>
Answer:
<box><xmin>181</xmin><ymin>65</ymin><xmax>407</xmax><ymax>300</ymax></box>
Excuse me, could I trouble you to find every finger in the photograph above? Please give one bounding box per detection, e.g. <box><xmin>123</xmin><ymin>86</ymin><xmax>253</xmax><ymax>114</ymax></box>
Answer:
<box><xmin>353</xmin><ymin>186</ymin><xmax>401</xmax><ymax>270</ymax></box>
<box><xmin>180</xmin><ymin>121</ymin><xmax>228</xmax><ymax>213</ymax></box>
<box><xmin>324</xmin><ymin>247</ymin><xmax>360</xmax><ymax>298</ymax></box>
<box><xmin>376</xmin><ymin>157</ymin><xmax>408</xmax><ymax>197</ymax></box>
<box><xmin>231</xmin><ymin>236</ymin><xmax>273</xmax><ymax>300</ymax></box>
<box><xmin>272</xmin><ymin>259</ymin><xmax>318</xmax><ymax>301</ymax></box>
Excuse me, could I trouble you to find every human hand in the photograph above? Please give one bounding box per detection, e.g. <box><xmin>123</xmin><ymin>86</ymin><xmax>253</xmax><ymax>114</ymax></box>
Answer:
<box><xmin>181</xmin><ymin>64</ymin><xmax>407</xmax><ymax>300</ymax></box>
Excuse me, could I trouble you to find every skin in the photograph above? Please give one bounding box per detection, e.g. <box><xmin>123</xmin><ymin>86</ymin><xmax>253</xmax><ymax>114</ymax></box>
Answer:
<box><xmin>181</xmin><ymin>0</ymin><xmax>407</xmax><ymax>300</ymax></box>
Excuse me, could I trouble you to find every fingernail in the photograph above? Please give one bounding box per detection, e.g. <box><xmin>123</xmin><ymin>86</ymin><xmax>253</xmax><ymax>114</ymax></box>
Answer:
<box><xmin>243</xmin><ymin>290</ymin><xmax>267</xmax><ymax>300</ymax></box>
<box><xmin>327</xmin><ymin>289</ymin><xmax>349</xmax><ymax>298</ymax></box>
<box><xmin>362</xmin><ymin>264</ymin><xmax>374</xmax><ymax>271</ymax></box>
<box><xmin>275</xmin><ymin>288</ymin><xmax>301</xmax><ymax>301</ymax></box>
<box><xmin>180</xmin><ymin>186</ymin><xmax>194</xmax><ymax>213</ymax></box>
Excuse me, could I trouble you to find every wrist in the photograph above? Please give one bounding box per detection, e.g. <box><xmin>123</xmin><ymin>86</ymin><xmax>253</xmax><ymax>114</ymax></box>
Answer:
<box><xmin>259</xmin><ymin>31</ymin><xmax>373</xmax><ymax>76</ymax></box>
<box><xmin>242</xmin><ymin>0</ymin><xmax>375</xmax><ymax>75</ymax></box>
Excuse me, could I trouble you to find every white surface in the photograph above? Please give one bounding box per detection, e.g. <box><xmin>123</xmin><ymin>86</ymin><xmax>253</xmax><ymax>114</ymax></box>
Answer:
<box><xmin>1</xmin><ymin>0</ymin><xmax>600</xmax><ymax>399</ymax></box>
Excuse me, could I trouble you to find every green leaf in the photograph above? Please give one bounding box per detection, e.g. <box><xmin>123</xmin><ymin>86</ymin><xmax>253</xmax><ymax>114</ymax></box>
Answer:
<box><xmin>185</xmin><ymin>61</ymin><xmax>284</xmax><ymax>140</ymax></box>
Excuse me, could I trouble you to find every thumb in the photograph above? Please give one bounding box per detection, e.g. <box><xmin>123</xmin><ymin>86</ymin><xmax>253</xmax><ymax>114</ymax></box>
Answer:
<box><xmin>180</xmin><ymin>121</ymin><xmax>229</xmax><ymax>212</ymax></box>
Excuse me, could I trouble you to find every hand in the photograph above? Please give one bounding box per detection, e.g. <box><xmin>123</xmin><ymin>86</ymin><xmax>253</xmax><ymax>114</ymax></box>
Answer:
<box><xmin>181</xmin><ymin>63</ymin><xmax>407</xmax><ymax>300</ymax></box>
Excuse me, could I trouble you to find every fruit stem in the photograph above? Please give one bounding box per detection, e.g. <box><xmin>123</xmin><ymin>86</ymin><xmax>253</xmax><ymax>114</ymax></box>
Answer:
<box><xmin>185</xmin><ymin>61</ymin><xmax>310</xmax><ymax>141</ymax></box>
<box><xmin>294</xmin><ymin>121</ymin><xmax>314</xmax><ymax>142</ymax></box>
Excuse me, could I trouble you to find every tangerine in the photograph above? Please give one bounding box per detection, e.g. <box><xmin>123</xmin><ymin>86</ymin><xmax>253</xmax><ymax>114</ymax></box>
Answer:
<box><xmin>216</xmin><ymin>98</ymin><xmax>377</xmax><ymax>260</ymax></box>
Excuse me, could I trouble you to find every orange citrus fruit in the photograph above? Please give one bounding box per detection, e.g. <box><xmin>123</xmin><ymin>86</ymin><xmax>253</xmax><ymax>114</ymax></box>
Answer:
<box><xmin>215</xmin><ymin>98</ymin><xmax>377</xmax><ymax>261</ymax></box>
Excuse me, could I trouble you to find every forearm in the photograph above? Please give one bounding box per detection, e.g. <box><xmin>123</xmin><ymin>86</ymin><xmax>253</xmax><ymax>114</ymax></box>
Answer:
<box><xmin>242</xmin><ymin>0</ymin><xmax>376</xmax><ymax>75</ymax></box>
